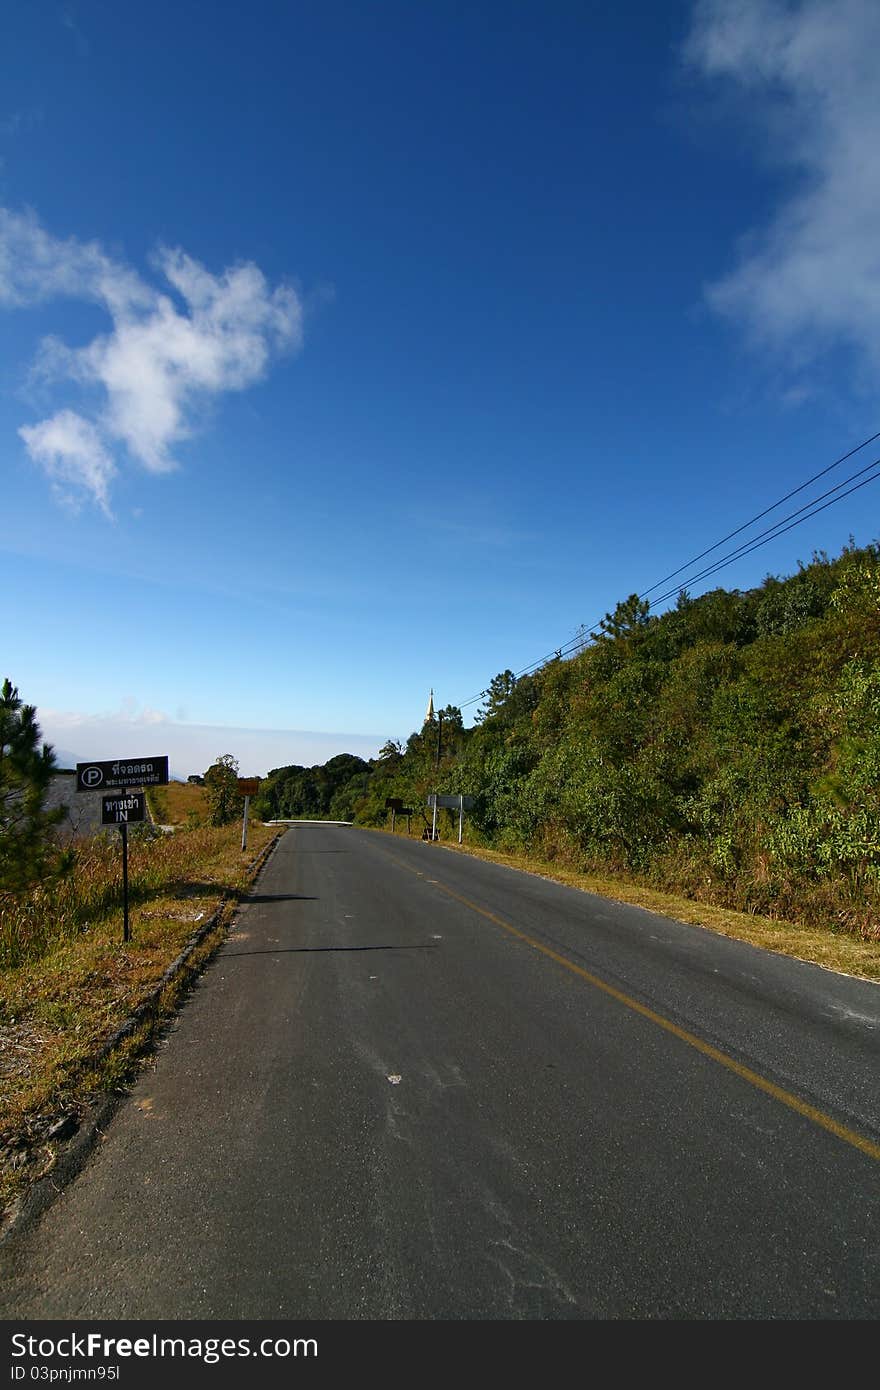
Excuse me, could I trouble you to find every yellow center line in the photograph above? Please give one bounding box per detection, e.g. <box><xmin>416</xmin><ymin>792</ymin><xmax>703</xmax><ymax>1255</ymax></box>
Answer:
<box><xmin>388</xmin><ymin>847</ymin><xmax>880</xmax><ymax>1163</ymax></box>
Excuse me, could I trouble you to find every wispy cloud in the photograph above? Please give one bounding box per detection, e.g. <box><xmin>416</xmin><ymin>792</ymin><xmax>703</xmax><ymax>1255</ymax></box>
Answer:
<box><xmin>18</xmin><ymin>410</ymin><xmax>116</xmax><ymax>517</ymax></box>
<box><xmin>683</xmin><ymin>0</ymin><xmax>880</xmax><ymax>387</ymax></box>
<box><xmin>0</xmin><ymin>206</ymin><xmax>303</xmax><ymax>511</ymax></box>
<box><xmin>0</xmin><ymin>108</ymin><xmax>43</xmax><ymax>138</ymax></box>
<box><xmin>61</xmin><ymin>5</ymin><xmax>90</xmax><ymax>58</ymax></box>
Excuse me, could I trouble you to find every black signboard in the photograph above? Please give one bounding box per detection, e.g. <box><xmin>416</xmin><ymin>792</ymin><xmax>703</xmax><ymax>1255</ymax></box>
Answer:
<box><xmin>101</xmin><ymin>792</ymin><xmax>146</xmax><ymax>825</ymax></box>
<box><xmin>76</xmin><ymin>756</ymin><xmax>169</xmax><ymax>792</ymax></box>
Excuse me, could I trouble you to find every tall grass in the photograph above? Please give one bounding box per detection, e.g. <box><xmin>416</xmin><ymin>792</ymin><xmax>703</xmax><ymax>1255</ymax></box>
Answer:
<box><xmin>0</xmin><ymin>825</ymin><xmax>242</xmax><ymax>969</ymax></box>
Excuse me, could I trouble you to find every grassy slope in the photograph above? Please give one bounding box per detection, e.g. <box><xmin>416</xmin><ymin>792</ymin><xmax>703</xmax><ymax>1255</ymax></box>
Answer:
<box><xmin>144</xmin><ymin>779</ymin><xmax>208</xmax><ymax>825</ymax></box>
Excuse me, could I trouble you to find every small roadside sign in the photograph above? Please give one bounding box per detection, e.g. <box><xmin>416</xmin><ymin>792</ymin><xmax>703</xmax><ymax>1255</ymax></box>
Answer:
<box><xmin>237</xmin><ymin>778</ymin><xmax>260</xmax><ymax>851</ymax></box>
<box><xmin>387</xmin><ymin>799</ymin><xmax>414</xmax><ymax>834</ymax></box>
<box><xmin>77</xmin><ymin>756</ymin><xmax>169</xmax><ymax>792</ymax></box>
<box><xmin>102</xmin><ymin>792</ymin><xmax>146</xmax><ymax>825</ymax></box>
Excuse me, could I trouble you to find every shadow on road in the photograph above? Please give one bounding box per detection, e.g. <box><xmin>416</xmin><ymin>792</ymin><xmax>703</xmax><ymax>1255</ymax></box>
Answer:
<box><xmin>280</xmin><ymin>849</ymin><xmax>350</xmax><ymax>854</ymax></box>
<box><xmin>222</xmin><ymin>943</ymin><xmax>441</xmax><ymax>957</ymax></box>
<box><xmin>243</xmin><ymin>893</ymin><xmax>319</xmax><ymax>903</ymax></box>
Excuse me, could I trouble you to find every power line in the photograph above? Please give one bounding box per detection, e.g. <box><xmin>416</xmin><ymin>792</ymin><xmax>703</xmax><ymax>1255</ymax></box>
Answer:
<box><xmin>639</xmin><ymin>427</ymin><xmax>880</xmax><ymax>600</ymax></box>
<box><xmin>648</xmin><ymin>457</ymin><xmax>880</xmax><ymax>611</ymax></box>
<box><xmin>457</xmin><ymin>428</ymin><xmax>880</xmax><ymax>712</ymax></box>
<box><xmin>647</xmin><ymin>461</ymin><xmax>878</xmax><ymax>608</ymax></box>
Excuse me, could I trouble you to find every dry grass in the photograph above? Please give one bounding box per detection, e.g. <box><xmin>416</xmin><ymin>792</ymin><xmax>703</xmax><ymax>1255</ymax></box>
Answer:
<box><xmin>384</xmin><ymin>827</ymin><xmax>880</xmax><ymax>982</ymax></box>
<box><xmin>0</xmin><ymin>821</ymin><xmax>282</xmax><ymax>1221</ymax></box>
<box><xmin>145</xmin><ymin>779</ymin><xmax>208</xmax><ymax>825</ymax></box>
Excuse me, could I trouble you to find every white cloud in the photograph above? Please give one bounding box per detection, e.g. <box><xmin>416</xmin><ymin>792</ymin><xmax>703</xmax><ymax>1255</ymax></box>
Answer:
<box><xmin>18</xmin><ymin>409</ymin><xmax>116</xmax><ymax>517</ymax></box>
<box><xmin>113</xmin><ymin>696</ymin><xmax>171</xmax><ymax>725</ymax></box>
<box><xmin>683</xmin><ymin>0</ymin><xmax>880</xmax><ymax>383</ymax></box>
<box><xmin>1</xmin><ymin>206</ymin><xmax>303</xmax><ymax>509</ymax></box>
<box><xmin>0</xmin><ymin>206</ymin><xmax>147</xmax><ymax>312</ymax></box>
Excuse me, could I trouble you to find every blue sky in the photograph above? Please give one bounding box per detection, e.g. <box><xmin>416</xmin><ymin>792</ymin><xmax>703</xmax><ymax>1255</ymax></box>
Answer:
<box><xmin>3</xmin><ymin>0</ymin><xmax>879</xmax><ymax>778</ymax></box>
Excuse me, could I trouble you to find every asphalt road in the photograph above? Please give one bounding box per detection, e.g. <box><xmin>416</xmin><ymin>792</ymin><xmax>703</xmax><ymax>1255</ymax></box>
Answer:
<box><xmin>1</xmin><ymin>824</ymin><xmax>878</xmax><ymax>1320</ymax></box>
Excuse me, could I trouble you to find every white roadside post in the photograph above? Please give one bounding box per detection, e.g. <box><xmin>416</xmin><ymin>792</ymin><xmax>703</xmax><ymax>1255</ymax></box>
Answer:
<box><xmin>427</xmin><ymin>792</ymin><xmax>474</xmax><ymax>844</ymax></box>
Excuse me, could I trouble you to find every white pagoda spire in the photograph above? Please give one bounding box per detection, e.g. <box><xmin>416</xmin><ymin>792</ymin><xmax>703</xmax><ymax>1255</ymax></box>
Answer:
<box><xmin>426</xmin><ymin>688</ymin><xmax>434</xmax><ymax>721</ymax></box>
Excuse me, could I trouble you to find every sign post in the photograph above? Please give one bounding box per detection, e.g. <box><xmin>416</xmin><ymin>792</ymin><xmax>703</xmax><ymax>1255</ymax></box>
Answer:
<box><xmin>237</xmin><ymin>779</ymin><xmax>260</xmax><ymax>851</ymax></box>
<box><xmin>101</xmin><ymin>792</ymin><xmax>146</xmax><ymax>942</ymax></box>
<box><xmin>76</xmin><ymin>755</ymin><xmax>171</xmax><ymax>945</ymax></box>
<box><xmin>427</xmin><ymin>793</ymin><xmax>474</xmax><ymax>843</ymax></box>
<box><xmin>121</xmin><ymin>822</ymin><xmax>130</xmax><ymax>943</ymax></box>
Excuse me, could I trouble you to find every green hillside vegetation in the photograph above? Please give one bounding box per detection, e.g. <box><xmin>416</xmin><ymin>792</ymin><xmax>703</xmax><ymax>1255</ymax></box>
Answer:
<box><xmin>255</xmin><ymin>753</ymin><xmax>371</xmax><ymax>823</ymax></box>
<box><xmin>267</xmin><ymin>541</ymin><xmax>880</xmax><ymax>946</ymax></box>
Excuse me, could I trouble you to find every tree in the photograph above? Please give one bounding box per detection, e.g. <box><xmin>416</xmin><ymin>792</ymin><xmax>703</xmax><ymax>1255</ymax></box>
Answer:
<box><xmin>434</xmin><ymin>704</ymin><xmax>466</xmax><ymax>764</ymax></box>
<box><xmin>593</xmin><ymin>593</ymin><xmax>651</xmax><ymax>643</ymax></box>
<box><xmin>476</xmin><ymin>671</ymin><xmax>517</xmax><ymax>723</ymax></box>
<box><xmin>377</xmin><ymin>739</ymin><xmax>404</xmax><ymax>760</ymax></box>
<box><xmin>203</xmin><ymin>753</ymin><xmax>241</xmax><ymax>826</ymax></box>
<box><xmin>0</xmin><ymin>677</ymin><xmax>69</xmax><ymax>891</ymax></box>
<box><xmin>437</xmin><ymin>704</ymin><xmax>464</xmax><ymax>731</ymax></box>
